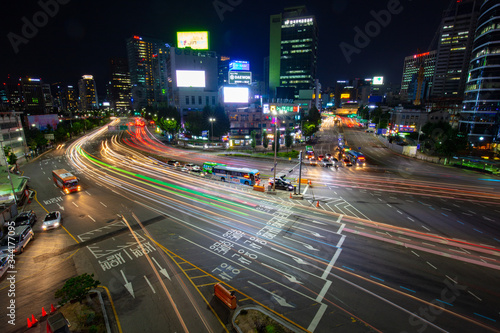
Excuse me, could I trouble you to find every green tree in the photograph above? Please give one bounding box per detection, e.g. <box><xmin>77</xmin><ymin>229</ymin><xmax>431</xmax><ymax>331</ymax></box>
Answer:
<box><xmin>358</xmin><ymin>106</ymin><xmax>369</xmax><ymax>120</ymax></box>
<box><xmin>250</xmin><ymin>130</ymin><xmax>257</xmax><ymax>151</ymax></box>
<box><xmin>3</xmin><ymin>146</ymin><xmax>17</xmax><ymax>165</ymax></box>
<box><xmin>55</xmin><ymin>273</ymin><xmax>100</xmax><ymax>305</ymax></box>
<box><xmin>306</xmin><ymin>105</ymin><xmax>321</xmax><ymax>125</ymax></box>
<box><xmin>285</xmin><ymin>128</ymin><xmax>293</xmax><ymax>150</ymax></box>
<box><xmin>303</xmin><ymin>123</ymin><xmax>317</xmax><ymax>137</ymax></box>
<box><xmin>262</xmin><ymin>130</ymin><xmax>269</xmax><ymax>149</ymax></box>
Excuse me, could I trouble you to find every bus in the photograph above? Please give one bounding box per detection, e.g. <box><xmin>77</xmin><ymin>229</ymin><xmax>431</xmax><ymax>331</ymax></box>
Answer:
<box><xmin>202</xmin><ymin>162</ymin><xmax>226</xmax><ymax>174</ymax></box>
<box><xmin>52</xmin><ymin>169</ymin><xmax>81</xmax><ymax>194</ymax></box>
<box><xmin>212</xmin><ymin>165</ymin><xmax>260</xmax><ymax>186</ymax></box>
<box><xmin>347</xmin><ymin>151</ymin><xmax>366</xmax><ymax>167</ymax></box>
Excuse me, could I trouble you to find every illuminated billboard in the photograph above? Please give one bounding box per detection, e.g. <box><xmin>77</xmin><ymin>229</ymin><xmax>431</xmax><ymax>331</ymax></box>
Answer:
<box><xmin>228</xmin><ymin>71</ymin><xmax>252</xmax><ymax>85</ymax></box>
<box><xmin>373</xmin><ymin>76</ymin><xmax>384</xmax><ymax>85</ymax></box>
<box><xmin>340</xmin><ymin>93</ymin><xmax>350</xmax><ymax>99</ymax></box>
<box><xmin>229</xmin><ymin>60</ymin><xmax>250</xmax><ymax>71</ymax></box>
<box><xmin>176</xmin><ymin>70</ymin><xmax>205</xmax><ymax>87</ymax></box>
<box><xmin>177</xmin><ymin>31</ymin><xmax>209</xmax><ymax>50</ymax></box>
<box><xmin>223</xmin><ymin>87</ymin><xmax>249</xmax><ymax>103</ymax></box>
<box><xmin>262</xmin><ymin>104</ymin><xmax>299</xmax><ymax>114</ymax></box>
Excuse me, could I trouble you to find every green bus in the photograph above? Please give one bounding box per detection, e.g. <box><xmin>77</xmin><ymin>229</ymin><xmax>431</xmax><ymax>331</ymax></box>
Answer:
<box><xmin>202</xmin><ymin>162</ymin><xmax>226</xmax><ymax>174</ymax></box>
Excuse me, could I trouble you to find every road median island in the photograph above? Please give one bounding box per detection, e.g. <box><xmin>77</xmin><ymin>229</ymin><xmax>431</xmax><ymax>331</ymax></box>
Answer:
<box><xmin>232</xmin><ymin>305</ymin><xmax>307</xmax><ymax>333</ymax></box>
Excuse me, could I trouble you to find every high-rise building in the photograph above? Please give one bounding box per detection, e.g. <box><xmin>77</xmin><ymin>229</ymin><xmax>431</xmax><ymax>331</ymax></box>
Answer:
<box><xmin>460</xmin><ymin>0</ymin><xmax>500</xmax><ymax>146</ymax></box>
<box><xmin>168</xmin><ymin>47</ymin><xmax>218</xmax><ymax>120</ymax></box>
<box><xmin>126</xmin><ymin>35</ymin><xmax>170</xmax><ymax>110</ymax></box>
<box><xmin>269</xmin><ymin>6</ymin><xmax>318</xmax><ymax>99</ymax></box>
<box><xmin>78</xmin><ymin>75</ymin><xmax>98</xmax><ymax>111</ymax></box>
<box><xmin>66</xmin><ymin>85</ymin><xmax>77</xmax><ymax>111</ymax></box>
<box><xmin>400</xmin><ymin>51</ymin><xmax>437</xmax><ymax>102</ymax></box>
<box><xmin>432</xmin><ymin>0</ymin><xmax>481</xmax><ymax>99</ymax></box>
<box><xmin>109</xmin><ymin>58</ymin><xmax>132</xmax><ymax>112</ymax></box>
<box><xmin>218</xmin><ymin>56</ymin><xmax>230</xmax><ymax>87</ymax></box>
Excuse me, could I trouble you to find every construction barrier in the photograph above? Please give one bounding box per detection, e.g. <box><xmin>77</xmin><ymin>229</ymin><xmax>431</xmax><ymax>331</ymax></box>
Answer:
<box><xmin>253</xmin><ymin>185</ymin><xmax>265</xmax><ymax>192</ymax></box>
<box><xmin>299</xmin><ymin>179</ymin><xmax>310</xmax><ymax>184</ymax></box>
<box><xmin>214</xmin><ymin>283</ymin><xmax>237</xmax><ymax>310</ymax></box>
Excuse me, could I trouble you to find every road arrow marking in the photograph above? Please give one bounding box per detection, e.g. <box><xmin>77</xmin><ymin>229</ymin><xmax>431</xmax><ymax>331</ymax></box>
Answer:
<box><xmin>151</xmin><ymin>257</ymin><xmax>171</xmax><ymax>280</ymax></box>
<box><xmin>248</xmin><ymin>281</ymin><xmax>295</xmax><ymax>308</ymax></box>
<box><xmin>261</xmin><ymin>263</ymin><xmax>303</xmax><ymax>284</ymax></box>
<box><xmin>310</xmin><ymin>231</ymin><xmax>325</xmax><ymax>238</ymax></box>
<box><xmin>120</xmin><ymin>269</ymin><xmax>135</xmax><ymax>298</ymax></box>
<box><xmin>271</xmin><ymin>247</ymin><xmax>309</xmax><ymax>265</ymax></box>
<box><xmin>283</xmin><ymin>236</ymin><xmax>319</xmax><ymax>251</ymax></box>
<box><xmin>57</xmin><ymin>203</ymin><xmax>65</xmax><ymax>211</ymax></box>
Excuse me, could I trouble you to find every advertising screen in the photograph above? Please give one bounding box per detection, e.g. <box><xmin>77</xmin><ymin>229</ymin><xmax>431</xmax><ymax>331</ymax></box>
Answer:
<box><xmin>373</xmin><ymin>76</ymin><xmax>384</xmax><ymax>85</ymax></box>
<box><xmin>177</xmin><ymin>31</ymin><xmax>209</xmax><ymax>50</ymax></box>
<box><xmin>229</xmin><ymin>60</ymin><xmax>250</xmax><ymax>71</ymax></box>
<box><xmin>340</xmin><ymin>93</ymin><xmax>350</xmax><ymax>99</ymax></box>
<box><xmin>228</xmin><ymin>71</ymin><xmax>252</xmax><ymax>85</ymax></box>
<box><xmin>176</xmin><ymin>70</ymin><xmax>206</xmax><ymax>87</ymax></box>
<box><xmin>223</xmin><ymin>87</ymin><xmax>249</xmax><ymax>103</ymax></box>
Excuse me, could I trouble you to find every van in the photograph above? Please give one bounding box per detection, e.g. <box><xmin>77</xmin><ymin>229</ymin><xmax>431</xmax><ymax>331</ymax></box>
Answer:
<box><xmin>0</xmin><ymin>225</ymin><xmax>34</xmax><ymax>255</ymax></box>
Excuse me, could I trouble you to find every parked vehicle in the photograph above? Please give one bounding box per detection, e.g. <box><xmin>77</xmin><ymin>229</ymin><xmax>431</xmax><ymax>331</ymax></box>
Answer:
<box><xmin>268</xmin><ymin>177</ymin><xmax>294</xmax><ymax>191</ymax></box>
<box><xmin>0</xmin><ymin>225</ymin><xmax>34</xmax><ymax>255</ymax></box>
<box><xmin>13</xmin><ymin>210</ymin><xmax>37</xmax><ymax>227</ymax></box>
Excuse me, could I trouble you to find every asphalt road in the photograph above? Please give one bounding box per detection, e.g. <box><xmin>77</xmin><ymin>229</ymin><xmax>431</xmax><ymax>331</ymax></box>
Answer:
<box><xmin>2</xmin><ymin>119</ymin><xmax>499</xmax><ymax>333</ymax></box>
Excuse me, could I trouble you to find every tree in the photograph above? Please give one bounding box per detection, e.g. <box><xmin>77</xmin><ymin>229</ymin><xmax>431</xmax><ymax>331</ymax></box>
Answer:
<box><xmin>55</xmin><ymin>273</ymin><xmax>100</xmax><ymax>305</ymax></box>
<box><xmin>3</xmin><ymin>146</ymin><xmax>17</xmax><ymax>165</ymax></box>
<box><xmin>250</xmin><ymin>130</ymin><xmax>257</xmax><ymax>151</ymax></box>
<box><xmin>306</xmin><ymin>105</ymin><xmax>321</xmax><ymax>125</ymax></box>
<box><xmin>358</xmin><ymin>106</ymin><xmax>369</xmax><ymax>120</ymax></box>
<box><xmin>285</xmin><ymin>128</ymin><xmax>293</xmax><ymax>150</ymax></box>
<box><xmin>262</xmin><ymin>130</ymin><xmax>269</xmax><ymax>149</ymax></box>
<box><xmin>303</xmin><ymin>123</ymin><xmax>317</xmax><ymax>137</ymax></box>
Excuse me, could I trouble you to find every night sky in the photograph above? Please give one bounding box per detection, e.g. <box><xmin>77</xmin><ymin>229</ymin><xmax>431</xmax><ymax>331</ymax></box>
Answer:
<box><xmin>1</xmin><ymin>0</ymin><xmax>450</xmax><ymax>94</ymax></box>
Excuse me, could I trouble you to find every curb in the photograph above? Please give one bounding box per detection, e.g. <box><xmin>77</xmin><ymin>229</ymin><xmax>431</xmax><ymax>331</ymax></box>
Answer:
<box><xmin>90</xmin><ymin>289</ymin><xmax>112</xmax><ymax>333</ymax></box>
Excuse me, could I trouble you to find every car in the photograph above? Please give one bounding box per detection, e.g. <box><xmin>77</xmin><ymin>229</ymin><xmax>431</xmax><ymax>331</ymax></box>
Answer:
<box><xmin>167</xmin><ymin>160</ymin><xmax>180</xmax><ymax>167</ymax></box>
<box><xmin>343</xmin><ymin>157</ymin><xmax>353</xmax><ymax>166</ymax></box>
<box><xmin>42</xmin><ymin>211</ymin><xmax>62</xmax><ymax>231</ymax></box>
<box><xmin>326</xmin><ymin>153</ymin><xmax>332</xmax><ymax>160</ymax></box>
<box><xmin>268</xmin><ymin>177</ymin><xmax>294</xmax><ymax>191</ymax></box>
<box><xmin>0</xmin><ymin>225</ymin><xmax>34</xmax><ymax>255</ymax></box>
<box><xmin>320</xmin><ymin>158</ymin><xmax>333</xmax><ymax>167</ymax></box>
<box><xmin>190</xmin><ymin>168</ymin><xmax>205</xmax><ymax>176</ymax></box>
<box><xmin>309</xmin><ymin>157</ymin><xmax>318</xmax><ymax>166</ymax></box>
<box><xmin>184</xmin><ymin>163</ymin><xmax>197</xmax><ymax>170</ymax></box>
<box><xmin>318</xmin><ymin>154</ymin><xmax>324</xmax><ymax>160</ymax></box>
<box><xmin>13</xmin><ymin>210</ymin><xmax>37</xmax><ymax>227</ymax></box>
<box><xmin>0</xmin><ymin>254</ymin><xmax>12</xmax><ymax>278</ymax></box>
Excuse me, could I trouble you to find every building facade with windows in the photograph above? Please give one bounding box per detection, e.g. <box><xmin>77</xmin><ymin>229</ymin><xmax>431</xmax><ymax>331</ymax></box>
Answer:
<box><xmin>78</xmin><ymin>75</ymin><xmax>98</xmax><ymax>111</ymax></box>
<box><xmin>109</xmin><ymin>58</ymin><xmax>132</xmax><ymax>112</ymax></box>
<box><xmin>432</xmin><ymin>0</ymin><xmax>481</xmax><ymax>99</ymax></box>
<box><xmin>400</xmin><ymin>51</ymin><xmax>437</xmax><ymax>102</ymax></box>
<box><xmin>460</xmin><ymin>0</ymin><xmax>500</xmax><ymax>146</ymax></box>
<box><xmin>269</xmin><ymin>6</ymin><xmax>318</xmax><ymax>99</ymax></box>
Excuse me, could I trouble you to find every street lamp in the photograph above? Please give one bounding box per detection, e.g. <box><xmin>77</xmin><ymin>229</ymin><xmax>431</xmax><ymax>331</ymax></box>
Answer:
<box><xmin>209</xmin><ymin>117</ymin><xmax>216</xmax><ymax>146</ymax></box>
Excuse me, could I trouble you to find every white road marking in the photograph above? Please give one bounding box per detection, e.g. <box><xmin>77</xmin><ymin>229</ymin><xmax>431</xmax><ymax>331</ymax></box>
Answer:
<box><xmin>72</xmin><ymin>202</ymin><xmax>79</xmax><ymax>207</ymax></box>
<box><xmin>468</xmin><ymin>290</ymin><xmax>482</xmax><ymax>301</ymax></box>
<box><xmin>421</xmin><ymin>225</ymin><xmax>430</xmax><ymax>231</ymax></box>
<box><xmin>88</xmin><ymin>215</ymin><xmax>96</xmax><ymax>222</ymax></box>
<box><xmin>427</xmin><ymin>261</ymin><xmax>437</xmax><ymax>270</ymax></box>
<box><xmin>100</xmin><ymin>202</ymin><xmax>107</xmax><ymax>207</ymax></box>
<box><xmin>308</xmin><ymin>303</ymin><xmax>328</xmax><ymax>332</ymax></box>
<box><xmin>144</xmin><ymin>275</ymin><xmax>156</xmax><ymax>293</ymax></box>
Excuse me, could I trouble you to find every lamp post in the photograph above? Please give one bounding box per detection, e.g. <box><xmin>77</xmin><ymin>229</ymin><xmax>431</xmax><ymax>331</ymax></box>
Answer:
<box><xmin>272</xmin><ymin>113</ymin><xmax>279</xmax><ymax>191</ymax></box>
<box><xmin>209</xmin><ymin>117</ymin><xmax>216</xmax><ymax>146</ymax></box>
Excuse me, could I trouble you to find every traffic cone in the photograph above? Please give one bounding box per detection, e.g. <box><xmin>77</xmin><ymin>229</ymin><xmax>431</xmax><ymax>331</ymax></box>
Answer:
<box><xmin>308</xmin><ymin>180</ymin><xmax>312</xmax><ymax>185</ymax></box>
<box><xmin>289</xmin><ymin>192</ymin><xmax>292</xmax><ymax>199</ymax></box>
<box><xmin>27</xmin><ymin>317</ymin><xmax>32</xmax><ymax>328</ymax></box>
<box><xmin>46</xmin><ymin>321</ymin><xmax>51</xmax><ymax>332</ymax></box>
<box><xmin>41</xmin><ymin>307</ymin><xmax>47</xmax><ymax>317</ymax></box>
<box><xmin>31</xmin><ymin>314</ymin><xmax>38</xmax><ymax>325</ymax></box>
<box><xmin>50</xmin><ymin>304</ymin><xmax>57</xmax><ymax>313</ymax></box>
<box><xmin>316</xmin><ymin>201</ymin><xmax>320</xmax><ymax>208</ymax></box>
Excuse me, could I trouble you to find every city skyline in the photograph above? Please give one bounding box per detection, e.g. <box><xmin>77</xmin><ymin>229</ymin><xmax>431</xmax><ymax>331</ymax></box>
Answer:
<box><xmin>2</xmin><ymin>0</ymin><xmax>450</xmax><ymax>91</ymax></box>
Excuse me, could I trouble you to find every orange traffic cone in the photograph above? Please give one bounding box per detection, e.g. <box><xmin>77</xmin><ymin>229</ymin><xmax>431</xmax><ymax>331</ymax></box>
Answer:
<box><xmin>31</xmin><ymin>314</ymin><xmax>38</xmax><ymax>325</ymax></box>
<box><xmin>50</xmin><ymin>304</ymin><xmax>57</xmax><ymax>313</ymax></box>
<box><xmin>46</xmin><ymin>321</ymin><xmax>51</xmax><ymax>332</ymax></box>
<box><xmin>289</xmin><ymin>192</ymin><xmax>292</xmax><ymax>199</ymax></box>
<box><xmin>27</xmin><ymin>317</ymin><xmax>32</xmax><ymax>328</ymax></box>
<box><xmin>316</xmin><ymin>201</ymin><xmax>320</xmax><ymax>208</ymax></box>
<box><xmin>41</xmin><ymin>307</ymin><xmax>47</xmax><ymax>317</ymax></box>
<box><xmin>308</xmin><ymin>180</ymin><xmax>312</xmax><ymax>185</ymax></box>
